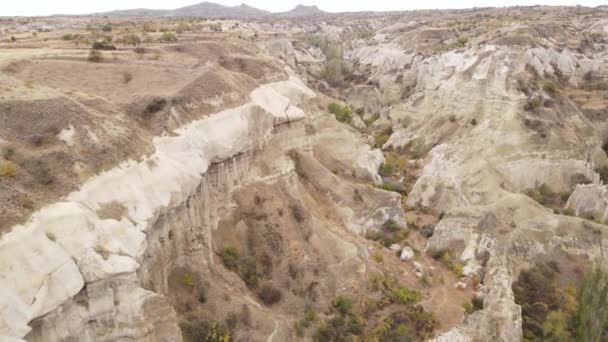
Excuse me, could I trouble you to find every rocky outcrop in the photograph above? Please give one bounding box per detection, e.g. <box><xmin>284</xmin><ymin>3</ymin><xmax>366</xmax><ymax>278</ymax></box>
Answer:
<box><xmin>566</xmin><ymin>183</ymin><xmax>608</xmax><ymax>223</ymax></box>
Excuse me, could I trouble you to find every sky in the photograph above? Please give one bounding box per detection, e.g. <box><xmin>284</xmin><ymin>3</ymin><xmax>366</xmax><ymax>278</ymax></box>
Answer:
<box><xmin>1</xmin><ymin>0</ymin><xmax>606</xmax><ymax>16</ymax></box>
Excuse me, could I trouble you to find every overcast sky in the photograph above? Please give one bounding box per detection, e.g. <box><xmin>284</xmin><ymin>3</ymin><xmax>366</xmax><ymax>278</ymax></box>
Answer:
<box><xmin>2</xmin><ymin>0</ymin><xmax>606</xmax><ymax>16</ymax></box>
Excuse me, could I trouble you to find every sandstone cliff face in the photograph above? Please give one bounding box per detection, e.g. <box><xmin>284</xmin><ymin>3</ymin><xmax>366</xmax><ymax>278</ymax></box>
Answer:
<box><xmin>0</xmin><ymin>71</ymin><xmax>402</xmax><ymax>341</ymax></box>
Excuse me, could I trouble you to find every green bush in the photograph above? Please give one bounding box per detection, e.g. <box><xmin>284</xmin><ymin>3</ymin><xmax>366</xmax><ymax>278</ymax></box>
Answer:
<box><xmin>389</xmin><ymin>286</ymin><xmax>420</xmax><ymax>305</ymax></box>
<box><xmin>327</xmin><ymin>102</ymin><xmax>353</xmax><ymax>123</ymax></box>
<box><xmin>378</xmin><ymin>162</ymin><xmax>393</xmax><ymax>177</ymax></box>
<box><xmin>332</xmin><ymin>296</ymin><xmax>353</xmax><ymax>315</ymax></box>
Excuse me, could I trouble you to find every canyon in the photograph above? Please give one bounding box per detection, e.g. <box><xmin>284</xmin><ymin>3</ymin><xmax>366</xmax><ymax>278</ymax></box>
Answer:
<box><xmin>0</xmin><ymin>4</ymin><xmax>607</xmax><ymax>341</ymax></box>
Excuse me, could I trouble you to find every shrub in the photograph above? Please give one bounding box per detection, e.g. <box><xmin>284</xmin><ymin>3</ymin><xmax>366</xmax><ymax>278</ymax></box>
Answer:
<box><xmin>389</xmin><ymin>286</ymin><xmax>420</xmax><ymax>305</ymax></box>
<box><xmin>543</xmin><ymin>80</ymin><xmax>557</xmax><ymax>95</ymax></box>
<box><xmin>524</xmin><ymin>97</ymin><xmax>542</xmax><ymax>111</ymax></box>
<box><xmin>456</xmin><ymin>37</ymin><xmax>469</xmax><ymax>47</ymax></box>
<box><xmin>91</xmin><ymin>41</ymin><xmax>116</xmax><ymax>50</ymax></box>
<box><xmin>183</xmin><ymin>272</ymin><xmax>194</xmax><ymax>287</ymax></box>
<box><xmin>177</xmin><ymin>22</ymin><xmax>192</xmax><ymax>33</ymax></box>
<box><xmin>88</xmin><ymin>50</ymin><xmax>103</xmax><ymax>62</ymax></box>
<box><xmin>257</xmin><ymin>284</ymin><xmax>282</xmax><ymax>305</ymax></box>
<box><xmin>327</xmin><ymin>102</ymin><xmax>353</xmax><ymax>123</ymax></box>
<box><xmin>375</xmin><ymin>134</ymin><xmax>390</xmax><ymax>148</ymax></box>
<box><xmin>161</xmin><ymin>31</ymin><xmax>178</xmax><ymax>43</ymax></box>
<box><xmin>239</xmin><ymin>257</ymin><xmax>260</xmax><ymax>289</ymax></box>
<box><xmin>101</xmin><ymin>23</ymin><xmax>112</xmax><ymax>32</ymax></box>
<box><xmin>378</xmin><ymin>162</ymin><xmax>393</xmax><ymax>177</ymax></box>
<box><xmin>470</xmin><ymin>118</ymin><xmax>478</xmax><ymax>126</ymax></box>
<box><xmin>61</xmin><ymin>34</ymin><xmax>75</xmax><ymax>41</ymax></box>
<box><xmin>332</xmin><ymin>296</ymin><xmax>353</xmax><ymax>315</ymax></box>
<box><xmin>372</xmin><ymin>251</ymin><xmax>384</xmax><ymax>263</ymax></box>
<box><xmin>219</xmin><ymin>247</ymin><xmax>240</xmax><ymax>271</ymax></box>
<box><xmin>121</xmin><ymin>34</ymin><xmax>141</xmax><ymax>46</ymax></box>
<box><xmin>0</xmin><ymin>160</ymin><xmax>17</xmax><ymax>177</ymax></box>
<box><xmin>411</xmin><ymin>140</ymin><xmax>428</xmax><ymax>159</ymax></box>
<box><xmin>421</xmin><ymin>224</ymin><xmax>435</xmax><ymax>238</ymax></box>
<box><xmin>144</xmin><ymin>97</ymin><xmax>167</xmax><ymax>115</ymax></box>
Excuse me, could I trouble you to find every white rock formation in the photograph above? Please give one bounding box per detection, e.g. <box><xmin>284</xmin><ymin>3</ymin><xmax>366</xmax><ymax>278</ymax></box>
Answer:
<box><xmin>400</xmin><ymin>246</ymin><xmax>414</xmax><ymax>261</ymax></box>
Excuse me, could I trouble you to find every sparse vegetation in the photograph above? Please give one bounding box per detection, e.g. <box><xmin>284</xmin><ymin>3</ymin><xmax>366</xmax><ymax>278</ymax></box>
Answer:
<box><xmin>179</xmin><ymin>317</ymin><xmax>231</xmax><ymax>342</ymax></box>
<box><xmin>218</xmin><ymin>247</ymin><xmax>239</xmax><ymax>271</ymax></box>
<box><xmin>525</xmin><ymin>184</ymin><xmax>572</xmax><ymax>210</ymax></box>
<box><xmin>433</xmin><ymin>250</ymin><xmax>464</xmax><ymax>277</ymax></box>
<box><xmin>543</xmin><ymin>80</ymin><xmax>557</xmax><ymax>95</ymax></box>
<box><xmin>365</xmin><ymin>219</ymin><xmax>409</xmax><ymax>247</ymax></box>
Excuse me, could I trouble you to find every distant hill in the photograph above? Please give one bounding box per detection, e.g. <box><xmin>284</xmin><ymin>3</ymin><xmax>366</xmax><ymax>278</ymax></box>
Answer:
<box><xmin>92</xmin><ymin>2</ymin><xmax>326</xmax><ymax>18</ymax></box>
<box><xmin>275</xmin><ymin>5</ymin><xmax>326</xmax><ymax>17</ymax></box>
